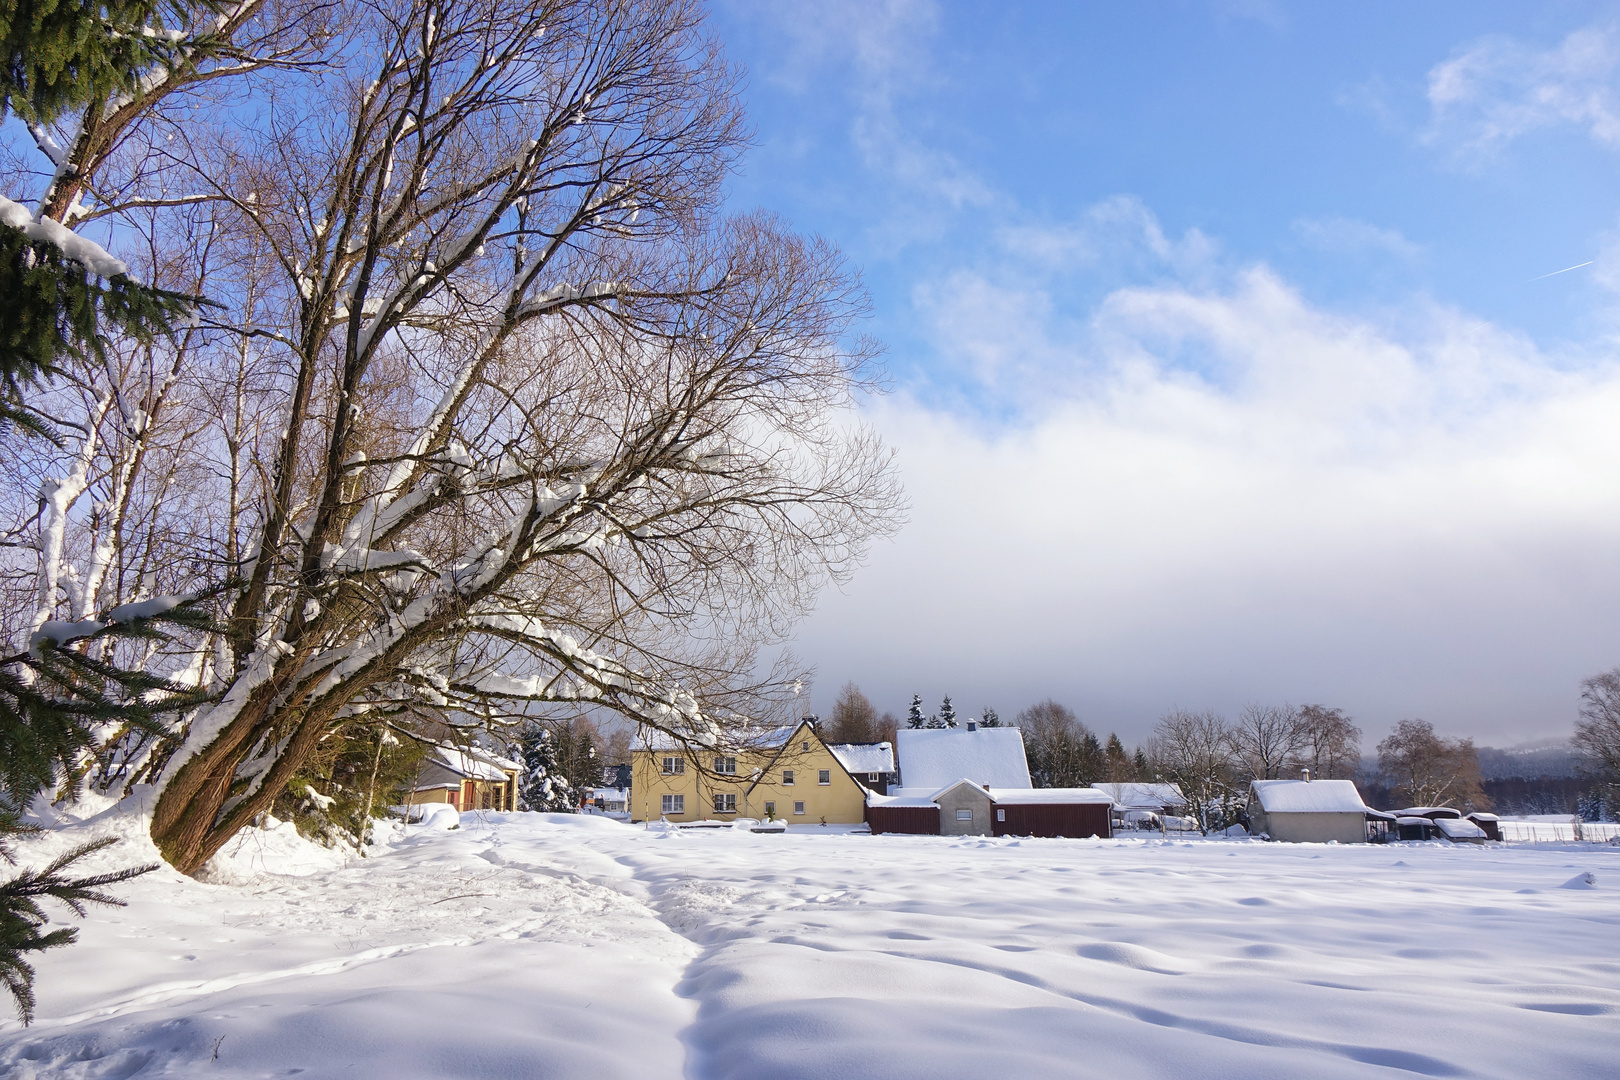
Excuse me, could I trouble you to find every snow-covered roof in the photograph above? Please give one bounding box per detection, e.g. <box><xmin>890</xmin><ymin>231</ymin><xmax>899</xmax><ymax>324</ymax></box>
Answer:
<box><xmin>428</xmin><ymin>745</ymin><xmax>514</xmax><ymax>782</ymax></box>
<box><xmin>635</xmin><ymin>721</ymin><xmax>801</xmax><ymax>753</ymax></box>
<box><xmin>1249</xmin><ymin>779</ymin><xmax>1370</xmax><ymax>814</ymax></box>
<box><xmin>888</xmin><ymin>781</ymin><xmax>1113</xmax><ymax>807</ymax></box>
<box><xmin>988</xmin><ymin>787</ymin><xmax>1114</xmax><ymax>806</ymax></box>
<box><xmin>1089</xmin><ymin>782</ymin><xmax>1187</xmax><ymax>810</ymax></box>
<box><xmin>864</xmin><ymin>792</ymin><xmax>939</xmax><ymax>808</ymax></box>
<box><xmin>1395</xmin><ymin>806</ymin><xmax>1461</xmax><ymax>819</ymax></box>
<box><xmin>896</xmin><ymin>728</ymin><xmax>1031</xmax><ymax>790</ymax></box>
<box><xmin>828</xmin><ymin>742</ymin><xmax>894</xmax><ymax>774</ymax></box>
<box><xmin>1434</xmin><ymin>817</ymin><xmax>1487</xmax><ymax>839</ymax></box>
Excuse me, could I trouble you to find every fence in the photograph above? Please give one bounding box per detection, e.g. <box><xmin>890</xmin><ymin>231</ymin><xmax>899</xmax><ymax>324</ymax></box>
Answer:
<box><xmin>1496</xmin><ymin>818</ymin><xmax>1620</xmax><ymax>843</ymax></box>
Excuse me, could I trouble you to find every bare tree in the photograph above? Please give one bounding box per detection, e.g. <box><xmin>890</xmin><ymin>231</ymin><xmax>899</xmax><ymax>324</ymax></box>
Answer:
<box><xmin>825</xmin><ymin>682</ymin><xmax>878</xmax><ymax>743</ymax></box>
<box><xmin>1016</xmin><ymin>699</ymin><xmax>1099</xmax><ymax>788</ymax></box>
<box><xmin>1576</xmin><ymin>668</ymin><xmax>1620</xmax><ymax>811</ymax></box>
<box><xmin>1232</xmin><ymin>703</ymin><xmax>1305</xmax><ymax>781</ymax></box>
<box><xmin>1376</xmin><ymin>719</ymin><xmax>1487</xmax><ymax>810</ymax></box>
<box><xmin>6</xmin><ymin>0</ymin><xmax>903</xmax><ymax>874</ymax></box>
<box><xmin>874</xmin><ymin>711</ymin><xmax>899</xmax><ymax>746</ymax></box>
<box><xmin>1148</xmin><ymin>709</ymin><xmax>1236</xmax><ymax>834</ymax></box>
<box><xmin>1296</xmin><ymin>704</ymin><xmax>1361</xmax><ymax>780</ymax></box>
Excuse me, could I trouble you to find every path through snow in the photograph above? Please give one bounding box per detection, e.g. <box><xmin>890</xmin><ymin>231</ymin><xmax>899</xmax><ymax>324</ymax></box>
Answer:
<box><xmin>1</xmin><ymin>812</ymin><xmax>1616</xmax><ymax>1079</ymax></box>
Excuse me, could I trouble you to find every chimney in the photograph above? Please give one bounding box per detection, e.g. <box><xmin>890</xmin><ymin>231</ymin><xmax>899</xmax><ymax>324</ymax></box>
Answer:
<box><xmin>982</xmin><ymin>783</ymin><xmax>991</xmax><ymax>792</ymax></box>
<box><xmin>967</xmin><ymin>721</ymin><xmax>978</xmax><ymax>732</ymax></box>
<box><xmin>1300</xmin><ymin>767</ymin><xmax>1311</xmax><ymax>783</ymax></box>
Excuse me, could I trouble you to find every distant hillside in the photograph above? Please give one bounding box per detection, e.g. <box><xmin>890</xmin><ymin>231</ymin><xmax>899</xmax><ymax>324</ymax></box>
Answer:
<box><xmin>1474</xmin><ymin>740</ymin><xmax>1579</xmax><ymax>780</ymax></box>
<box><xmin>1355</xmin><ymin>738</ymin><xmax>1591</xmax><ymax>816</ymax></box>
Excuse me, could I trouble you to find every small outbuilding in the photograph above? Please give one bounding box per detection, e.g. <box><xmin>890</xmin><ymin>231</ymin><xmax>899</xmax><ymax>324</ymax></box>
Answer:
<box><xmin>869</xmin><ymin>780</ymin><xmax>1113</xmax><ymax>839</ymax></box>
<box><xmin>405</xmin><ymin>744</ymin><xmax>521</xmax><ymax>812</ymax></box>
<box><xmin>1247</xmin><ymin>777</ymin><xmax>1379</xmax><ymax>844</ymax></box>
<box><xmin>1466</xmin><ymin>812</ymin><xmax>1502</xmax><ymax>841</ymax></box>
<box><xmin>1090</xmin><ymin>782</ymin><xmax>1189</xmax><ymax>831</ymax></box>
<box><xmin>1394</xmin><ymin>807</ymin><xmax>1490</xmax><ymax>844</ymax></box>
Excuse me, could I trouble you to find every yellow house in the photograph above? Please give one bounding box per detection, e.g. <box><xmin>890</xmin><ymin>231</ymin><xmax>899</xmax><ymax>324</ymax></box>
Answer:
<box><xmin>631</xmin><ymin>720</ymin><xmax>869</xmax><ymax>825</ymax></box>
<box><xmin>404</xmin><ymin>744</ymin><xmax>522</xmax><ymax>812</ymax></box>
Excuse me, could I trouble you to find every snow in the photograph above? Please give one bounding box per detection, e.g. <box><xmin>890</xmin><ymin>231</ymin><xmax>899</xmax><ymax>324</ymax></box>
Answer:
<box><xmin>3</xmin><ymin>808</ymin><xmax>1619</xmax><ymax>1079</ymax></box>
<box><xmin>895</xmin><ymin>727</ymin><xmax>1031</xmax><ymax>789</ymax></box>
<box><xmin>1091</xmin><ymin>781</ymin><xmax>1187</xmax><ymax>809</ymax></box>
<box><xmin>1434</xmin><ymin>817</ymin><xmax>1488</xmax><ymax>840</ymax></box>
<box><xmin>1249</xmin><ymin>778</ymin><xmax>1372</xmax><ymax>814</ymax></box>
<box><xmin>826</xmin><ymin>741</ymin><xmax>894</xmax><ymax>774</ymax></box>
<box><xmin>427</xmin><ymin>745</ymin><xmax>513</xmax><ymax>782</ymax></box>
<box><xmin>985</xmin><ymin>786</ymin><xmax>1115</xmax><ymax>805</ymax></box>
<box><xmin>0</xmin><ymin>193</ymin><xmax>128</xmax><ymax>278</ymax></box>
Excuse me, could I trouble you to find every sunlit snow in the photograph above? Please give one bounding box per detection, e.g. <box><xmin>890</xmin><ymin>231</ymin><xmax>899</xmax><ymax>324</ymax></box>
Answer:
<box><xmin>2</xmin><ymin>812</ymin><xmax>1615</xmax><ymax>1079</ymax></box>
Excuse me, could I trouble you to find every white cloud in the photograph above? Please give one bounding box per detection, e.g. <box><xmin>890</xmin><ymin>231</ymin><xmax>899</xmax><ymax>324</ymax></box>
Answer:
<box><xmin>1424</xmin><ymin>26</ymin><xmax>1620</xmax><ymax>156</ymax></box>
<box><xmin>1292</xmin><ymin>216</ymin><xmax>1422</xmax><ymax>259</ymax></box>
<box><xmin>798</xmin><ymin>263</ymin><xmax>1620</xmax><ymax>745</ymax></box>
<box><xmin>997</xmin><ymin>195</ymin><xmax>1219</xmax><ymax>275</ymax></box>
<box><xmin>730</xmin><ymin>0</ymin><xmax>995</xmax><ymax>240</ymax></box>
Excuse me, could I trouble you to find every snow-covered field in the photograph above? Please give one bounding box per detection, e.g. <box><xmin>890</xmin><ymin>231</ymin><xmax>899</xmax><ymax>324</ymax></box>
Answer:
<box><xmin>3</xmin><ymin>812</ymin><xmax>1617</xmax><ymax>1079</ymax></box>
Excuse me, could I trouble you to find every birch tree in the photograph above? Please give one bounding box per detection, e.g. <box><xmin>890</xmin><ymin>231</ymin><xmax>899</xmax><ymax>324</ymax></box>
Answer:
<box><xmin>3</xmin><ymin>0</ymin><xmax>904</xmax><ymax>875</ymax></box>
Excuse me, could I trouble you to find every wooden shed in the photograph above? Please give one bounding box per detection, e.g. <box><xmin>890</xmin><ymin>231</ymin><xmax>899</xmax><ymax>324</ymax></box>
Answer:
<box><xmin>866</xmin><ymin>782</ymin><xmax>1114</xmax><ymax>839</ymax></box>
<box><xmin>990</xmin><ymin>788</ymin><xmax>1114</xmax><ymax>839</ymax></box>
<box><xmin>866</xmin><ymin>800</ymin><xmax>943</xmax><ymax>835</ymax></box>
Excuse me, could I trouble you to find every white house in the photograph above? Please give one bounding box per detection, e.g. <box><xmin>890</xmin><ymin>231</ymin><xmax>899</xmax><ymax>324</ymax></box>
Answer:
<box><xmin>1247</xmin><ymin>777</ymin><xmax>1380</xmax><ymax>844</ymax></box>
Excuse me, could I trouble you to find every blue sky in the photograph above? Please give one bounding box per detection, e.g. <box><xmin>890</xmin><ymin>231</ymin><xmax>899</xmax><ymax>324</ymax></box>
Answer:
<box><xmin>707</xmin><ymin>1</ymin><xmax>1620</xmax><ymax>747</ymax></box>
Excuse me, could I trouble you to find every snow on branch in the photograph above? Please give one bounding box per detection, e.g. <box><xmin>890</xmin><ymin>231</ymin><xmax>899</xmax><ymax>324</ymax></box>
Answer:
<box><xmin>29</xmin><ymin>594</ymin><xmax>191</xmax><ymax>654</ymax></box>
<box><xmin>0</xmin><ymin>194</ymin><xmax>128</xmax><ymax>278</ymax></box>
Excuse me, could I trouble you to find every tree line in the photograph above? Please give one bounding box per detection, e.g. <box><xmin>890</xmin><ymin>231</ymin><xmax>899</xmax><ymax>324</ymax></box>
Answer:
<box><xmin>817</xmin><ymin>680</ymin><xmax>1620</xmax><ymax>836</ymax></box>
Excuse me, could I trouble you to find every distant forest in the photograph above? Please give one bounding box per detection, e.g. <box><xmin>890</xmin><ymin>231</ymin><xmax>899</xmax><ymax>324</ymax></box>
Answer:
<box><xmin>1358</xmin><ymin>741</ymin><xmax>1587</xmax><ymax>816</ymax></box>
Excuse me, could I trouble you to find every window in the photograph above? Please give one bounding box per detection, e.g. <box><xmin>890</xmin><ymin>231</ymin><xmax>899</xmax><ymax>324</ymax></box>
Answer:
<box><xmin>868</xmin><ymin>772</ymin><xmax>881</xmax><ymax>782</ymax></box>
<box><xmin>713</xmin><ymin>793</ymin><xmax>736</xmax><ymax>813</ymax></box>
<box><xmin>714</xmin><ymin>756</ymin><xmax>737</xmax><ymax>775</ymax></box>
<box><xmin>956</xmin><ymin>808</ymin><xmax>973</xmax><ymax>822</ymax></box>
<box><xmin>661</xmin><ymin>794</ymin><xmax>685</xmax><ymax>814</ymax></box>
<box><xmin>802</xmin><ymin>741</ymin><xmax>810</xmax><ymax>751</ymax></box>
<box><xmin>996</xmin><ymin>808</ymin><xmax>1006</xmax><ymax>822</ymax></box>
<box><xmin>661</xmin><ymin>756</ymin><xmax>684</xmax><ymax>775</ymax></box>
<box><xmin>818</xmin><ymin>769</ymin><xmax>831</xmax><ymax>786</ymax></box>
<box><xmin>764</xmin><ymin>801</ymin><xmax>776</xmax><ymax>817</ymax></box>
<box><xmin>782</xmin><ymin>769</ymin><xmax>795</xmax><ymax>786</ymax></box>
<box><xmin>793</xmin><ymin>801</ymin><xmax>805</xmax><ymax>815</ymax></box>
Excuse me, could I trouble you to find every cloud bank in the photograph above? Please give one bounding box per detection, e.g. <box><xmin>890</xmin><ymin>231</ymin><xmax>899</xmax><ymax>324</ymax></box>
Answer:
<box><xmin>799</xmin><ymin>245</ymin><xmax>1620</xmax><ymax>745</ymax></box>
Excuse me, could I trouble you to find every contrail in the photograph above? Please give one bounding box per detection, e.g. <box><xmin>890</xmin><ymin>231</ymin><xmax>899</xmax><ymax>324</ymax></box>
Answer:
<box><xmin>1526</xmin><ymin>259</ymin><xmax>1594</xmax><ymax>282</ymax></box>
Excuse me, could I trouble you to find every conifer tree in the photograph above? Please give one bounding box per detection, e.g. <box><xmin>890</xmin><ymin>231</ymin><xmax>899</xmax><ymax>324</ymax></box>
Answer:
<box><xmin>0</xmin><ymin>833</ymin><xmax>155</xmax><ymax>1024</ymax></box>
<box><xmin>518</xmin><ymin>726</ymin><xmax>575</xmax><ymax>813</ymax></box>
<box><xmin>0</xmin><ymin>0</ymin><xmax>202</xmax><ymax>127</ymax></box>
<box><xmin>1104</xmin><ymin>733</ymin><xmax>1132</xmax><ymax>781</ymax></box>
<box><xmin>0</xmin><ymin>0</ymin><xmax>224</xmax><ymax>975</ymax></box>
<box><xmin>1077</xmin><ymin>731</ymin><xmax>1104</xmax><ymax>785</ymax></box>
<box><xmin>979</xmin><ymin>707</ymin><xmax>1000</xmax><ymax>727</ymax></box>
<box><xmin>939</xmin><ymin>695</ymin><xmax>957</xmax><ymax>728</ymax></box>
<box><xmin>0</xmin><ymin>0</ymin><xmax>214</xmax><ymax>435</ymax></box>
<box><xmin>906</xmin><ymin>694</ymin><xmax>925</xmax><ymax>730</ymax></box>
